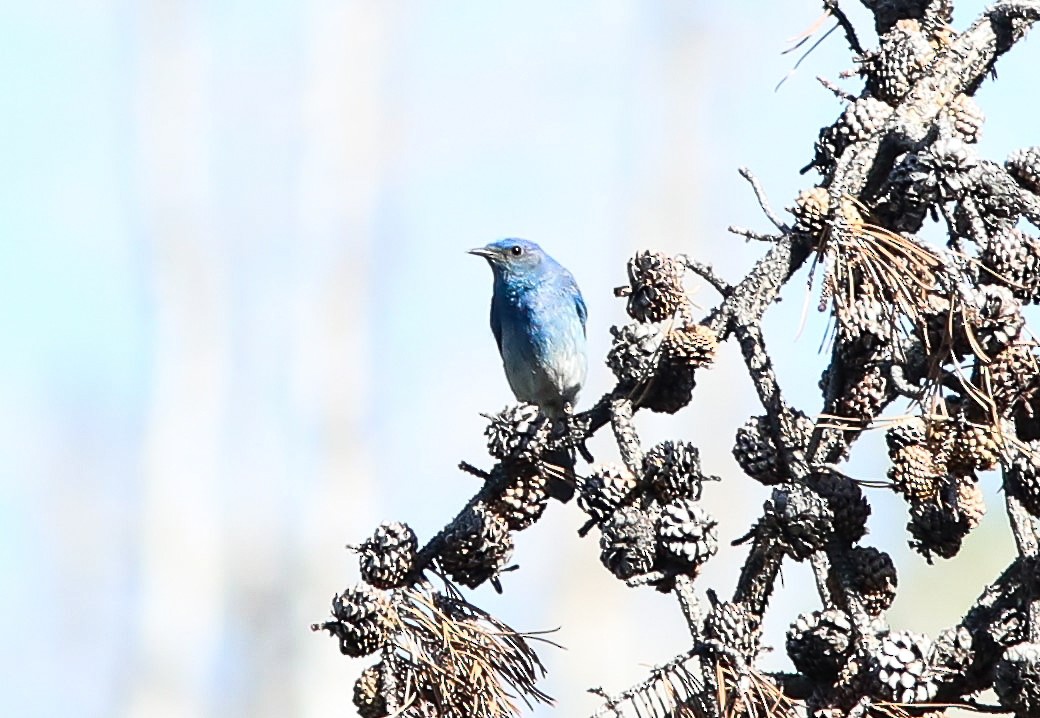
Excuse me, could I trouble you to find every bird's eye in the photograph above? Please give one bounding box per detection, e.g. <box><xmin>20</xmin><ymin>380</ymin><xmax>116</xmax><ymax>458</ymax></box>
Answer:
<box><xmin>510</xmin><ymin>245</ymin><xmax>523</xmax><ymax>257</ymax></box>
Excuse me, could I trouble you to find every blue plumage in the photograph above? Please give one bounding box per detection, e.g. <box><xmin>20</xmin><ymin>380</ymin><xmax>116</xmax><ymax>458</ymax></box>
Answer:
<box><xmin>470</xmin><ymin>239</ymin><xmax>588</xmax><ymax>419</ymax></box>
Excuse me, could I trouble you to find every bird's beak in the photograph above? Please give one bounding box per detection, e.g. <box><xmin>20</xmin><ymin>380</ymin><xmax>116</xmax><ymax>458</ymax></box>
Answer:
<box><xmin>467</xmin><ymin>247</ymin><xmax>497</xmax><ymax>260</ymax></box>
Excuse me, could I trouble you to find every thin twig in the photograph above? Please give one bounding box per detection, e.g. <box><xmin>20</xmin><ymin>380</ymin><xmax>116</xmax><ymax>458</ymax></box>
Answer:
<box><xmin>679</xmin><ymin>255</ymin><xmax>734</xmax><ymax>296</ymax></box>
<box><xmin>738</xmin><ymin>167</ymin><xmax>789</xmax><ymax>232</ymax></box>
<box><xmin>817</xmin><ymin>74</ymin><xmax>857</xmax><ymax>101</ymax></box>
<box><xmin>728</xmin><ymin>225</ymin><xmax>783</xmax><ymax>242</ymax></box>
<box><xmin>823</xmin><ymin>0</ymin><xmax>863</xmax><ymax>54</ymax></box>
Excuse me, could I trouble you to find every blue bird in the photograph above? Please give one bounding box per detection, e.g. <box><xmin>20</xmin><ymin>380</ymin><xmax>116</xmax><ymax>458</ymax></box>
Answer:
<box><xmin>469</xmin><ymin>239</ymin><xmax>588</xmax><ymax>420</ymax></box>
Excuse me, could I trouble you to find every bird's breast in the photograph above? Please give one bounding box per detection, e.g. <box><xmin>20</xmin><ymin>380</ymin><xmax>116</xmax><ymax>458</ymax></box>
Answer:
<box><xmin>498</xmin><ymin>299</ymin><xmax>587</xmax><ymax>414</ymax></box>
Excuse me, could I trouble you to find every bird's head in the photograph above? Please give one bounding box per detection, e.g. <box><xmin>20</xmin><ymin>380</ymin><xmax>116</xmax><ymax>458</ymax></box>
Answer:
<box><xmin>468</xmin><ymin>239</ymin><xmax>550</xmax><ymax>281</ymax></box>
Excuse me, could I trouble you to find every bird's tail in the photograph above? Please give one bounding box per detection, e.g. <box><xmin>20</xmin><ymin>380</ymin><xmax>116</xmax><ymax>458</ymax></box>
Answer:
<box><xmin>542</xmin><ymin>447</ymin><xmax>576</xmax><ymax>503</ymax></box>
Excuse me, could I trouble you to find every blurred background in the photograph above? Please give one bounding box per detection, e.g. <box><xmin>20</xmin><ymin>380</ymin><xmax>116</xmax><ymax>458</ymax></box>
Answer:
<box><xmin>2</xmin><ymin>1</ymin><xmax>1039</xmax><ymax>716</ymax></box>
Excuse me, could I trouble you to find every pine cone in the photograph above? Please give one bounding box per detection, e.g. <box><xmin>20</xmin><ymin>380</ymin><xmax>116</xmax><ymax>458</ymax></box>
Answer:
<box><xmin>484</xmin><ymin>403</ymin><xmax>551</xmax><ymax>463</ymax></box>
<box><xmin>945</xmin><ymin>94</ymin><xmax>984</xmax><ymax>144</ymax></box>
<box><xmin>924</xmin><ymin>136</ymin><xmax>977</xmax><ymax>201</ymax></box>
<box><xmin>327</xmin><ymin>585</ymin><xmax>398</xmax><ymax>657</ymax></box>
<box><xmin>616</xmin><ymin>322</ymin><xmax>714</xmax><ymax>415</ymax></box>
<box><xmin>791</xmin><ymin>186</ymin><xmax>830</xmax><ymax>236</ymax></box>
<box><xmin>812</xmin><ymin>469</ymin><xmax>871</xmax><ymax>544</ymax></box>
<box><xmin>927</xmin><ymin>284</ymin><xmax>1022</xmax><ymax>361</ymax></box>
<box><xmin>354</xmin><ymin>664</ymin><xmax>388</xmax><ymax>718</ymax></box>
<box><xmin>889</xmin><ymin>444</ymin><xmax>943</xmax><ymax>503</ymax></box>
<box><xmin>438</xmin><ymin>506</ymin><xmax>514</xmax><ymax>588</ymax></box>
<box><xmin>994</xmin><ymin>642</ymin><xmax>1040</xmax><ymax>716</ymax></box>
<box><xmin>488</xmin><ymin>463</ymin><xmax>549</xmax><ymax>531</ymax></box>
<box><xmin>705</xmin><ymin>601</ymin><xmax>760</xmax><ymax>662</ymax></box>
<box><xmin>862</xmin><ymin>19</ymin><xmax>935</xmax><ymax>103</ymax></box>
<box><xmin>846</xmin><ymin>96</ymin><xmax>894</xmax><ymax>137</ymax></box>
<box><xmin>605</xmin><ymin>324</ymin><xmax>699</xmax><ymax>412</ymax></box>
<box><xmin>960</xmin><ymin>283</ymin><xmax>1024</xmax><ymax>358</ymax></box>
<box><xmin>930</xmin><ymin>625</ymin><xmax>976</xmax><ymax>690</ymax></box>
<box><xmin>662</xmin><ymin>323</ymin><xmax>718</xmax><ymax>369</ymax></box>
<box><xmin>981</xmin><ymin>228</ymin><xmax>1040</xmax><ymax>304</ymax></box>
<box><xmin>941</xmin><ymin>423</ymin><xmax>1000</xmax><ymax>477</ymax></box>
<box><xmin>761</xmin><ymin>483</ymin><xmax>834</xmax><ymax>560</ymax></box>
<box><xmin>830</xmin><ymin>359</ymin><xmax>894</xmax><ymax>426</ymax></box>
<box><xmin>733</xmin><ymin>415</ymin><xmax>783</xmax><ymax>484</ymax></box>
<box><xmin>622</xmin><ymin>251</ymin><xmax>688</xmax><ymax>322</ymax></box>
<box><xmin>843</xmin><ymin>546</ymin><xmax>898</xmax><ymax>616</ymax></box>
<box><xmin>579</xmin><ymin>463</ymin><xmax>639</xmax><ymax>524</ymax></box>
<box><xmin>643</xmin><ymin>441</ymin><xmax>710</xmax><ymax>503</ymax></box>
<box><xmin>1007</xmin><ymin>146</ymin><xmax>1040</xmax><ymax>194</ymax></box>
<box><xmin>359</xmin><ymin>522</ymin><xmax>418</xmax><ymax>590</ymax></box>
<box><xmin>959</xmin><ymin>160</ymin><xmax>1026</xmax><ymax>238</ymax></box>
<box><xmin>733</xmin><ymin>411</ymin><xmax>815</xmax><ymax>485</ymax></box>
<box><xmin>988</xmin><ymin>342</ymin><xmax>1040</xmax><ymax>414</ymax></box>
<box><xmin>954</xmin><ymin>476</ymin><xmax>986</xmax><ymax>530</ymax></box>
<box><xmin>907</xmin><ymin>494</ymin><xmax>970</xmax><ymax>562</ymax></box>
<box><xmin>606</xmin><ymin>321</ymin><xmax>666</xmax><ymax>387</ymax></box>
<box><xmin>871</xmin><ymin>630</ymin><xmax>939</xmax><ymax>703</ymax></box>
<box><xmin>1006</xmin><ymin>444</ymin><xmax>1040</xmax><ymax>517</ymax></box>
<box><xmin>787</xmin><ymin>609</ymin><xmax>854</xmax><ymax>682</ymax></box>
<box><xmin>599</xmin><ymin>505</ymin><xmax>657</xmax><ymax>580</ymax></box>
<box><xmin>873</xmin><ymin>153</ymin><xmax>938</xmax><ymax>232</ymax></box>
<box><xmin>886</xmin><ymin>417</ymin><xmax>928</xmax><ymax>454</ymax></box>
<box><xmin>643</xmin><ymin>361</ymin><xmax>697</xmax><ymax>414</ymax></box>
<box><xmin>835</xmin><ymin>293</ymin><xmax>889</xmax><ymax>344</ymax></box>
<box><xmin>656</xmin><ymin>498</ymin><xmax>718</xmax><ymax>570</ymax></box>
<box><xmin>814</xmin><ymin>98</ymin><xmax>894</xmax><ymax>173</ymax></box>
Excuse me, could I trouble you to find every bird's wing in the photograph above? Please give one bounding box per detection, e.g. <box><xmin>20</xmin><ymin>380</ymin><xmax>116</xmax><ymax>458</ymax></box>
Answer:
<box><xmin>574</xmin><ymin>286</ymin><xmax>588</xmax><ymax>337</ymax></box>
<box><xmin>490</xmin><ymin>300</ymin><xmax>503</xmax><ymax>352</ymax></box>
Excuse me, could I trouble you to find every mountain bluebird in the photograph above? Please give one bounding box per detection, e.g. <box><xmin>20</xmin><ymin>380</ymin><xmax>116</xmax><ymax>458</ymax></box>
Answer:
<box><xmin>469</xmin><ymin>239</ymin><xmax>589</xmax><ymax>420</ymax></box>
